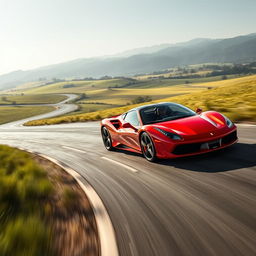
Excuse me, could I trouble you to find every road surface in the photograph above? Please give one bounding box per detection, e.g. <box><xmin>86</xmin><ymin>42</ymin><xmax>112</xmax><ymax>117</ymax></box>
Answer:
<box><xmin>0</xmin><ymin>113</ymin><xmax>255</xmax><ymax>256</ymax></box>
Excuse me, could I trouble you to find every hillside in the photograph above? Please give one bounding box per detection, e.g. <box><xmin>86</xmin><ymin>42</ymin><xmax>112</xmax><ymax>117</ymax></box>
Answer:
<box><xmin>25</xmin><ymin>75</ymin><xmax>256</xmax><ymax>126</ymax></box>
<box><xmin>0</xmin><ymin>33</ymin><xmax>255</xmax><ymax>90</ymax></box>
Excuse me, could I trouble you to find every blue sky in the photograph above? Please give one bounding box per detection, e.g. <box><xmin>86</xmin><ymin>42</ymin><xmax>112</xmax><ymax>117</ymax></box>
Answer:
<box><xmin>0</xmin><ymin>0</ymin><xmax>255</xmax><ymax>75</ymax></box>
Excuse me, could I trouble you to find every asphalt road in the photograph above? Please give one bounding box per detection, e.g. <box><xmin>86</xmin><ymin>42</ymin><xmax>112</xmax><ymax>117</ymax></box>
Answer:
<box><xmin>0</xmin><ymin>107</ymin><xmax>255</xmax><ymax>255</ymax></box>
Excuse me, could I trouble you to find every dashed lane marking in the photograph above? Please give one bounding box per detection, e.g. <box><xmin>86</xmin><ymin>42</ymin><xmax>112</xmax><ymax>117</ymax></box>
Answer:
<box><xmin>101</xmin><ymin>156</ymin><xmax>139</xmax><ymax>173</ymax></box>
<box><xmin>62</xmin><ymin>145</ymin><xmax>87</xmax><ymax>154</ymax></box>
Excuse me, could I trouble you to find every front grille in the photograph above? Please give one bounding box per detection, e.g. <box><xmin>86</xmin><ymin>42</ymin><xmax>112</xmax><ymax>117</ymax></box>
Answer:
<box><xmin>173</xmin><ymin>130</ymin><xmax>237</xmax><ymax>155</ymax></box>
<box><xmin>173</xmin><ymin>143</ymin><xmax>201</xmax><ymax>155</ymax></box>
<box><xmin>222</xmin><ymin>130</ymin><xmax>237</xmax><ymax>145</ymax></box>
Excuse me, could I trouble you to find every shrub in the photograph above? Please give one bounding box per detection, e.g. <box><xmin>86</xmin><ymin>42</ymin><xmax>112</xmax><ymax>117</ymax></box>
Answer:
<box><xmin>131</xmin><ymin>96</ymin><xmax>152</xmax><ymax>104</ymax></box>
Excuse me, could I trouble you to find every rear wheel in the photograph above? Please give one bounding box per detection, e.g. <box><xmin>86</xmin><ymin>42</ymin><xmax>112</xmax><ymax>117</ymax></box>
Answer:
<box><xmin>140</xmin><ymin>132</ymin><xmax>157</xmax><ymax>162</ymax></box>
<box><xmin>101</xmin><ymin>127</ymin><xmax>114</xmax><ymax>151</ymax></box>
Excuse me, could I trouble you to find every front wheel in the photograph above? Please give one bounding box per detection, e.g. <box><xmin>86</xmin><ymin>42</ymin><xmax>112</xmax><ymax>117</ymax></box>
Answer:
<box><xmin>140</xmin><ymin>132</ymin><xmax>157</xmax><ymax>162</ymax></box>
<box><xmin>101</xmin><ymin>127</ymin><xmax>114</xmax><ymax>151</ymax></box>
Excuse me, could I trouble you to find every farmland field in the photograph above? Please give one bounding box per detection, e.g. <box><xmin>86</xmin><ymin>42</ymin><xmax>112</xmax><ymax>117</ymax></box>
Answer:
<box><xmin>15</xmin><ymin>75</ymin><xmax>241</xmax><ymax>108</ymax></box>
<box><xmin>0</xmin><ymin>94</ymin><xmax>67</xmax><ymax>105</ymax></box>
<box><xmin>25</xmin><ymin>74</ymin><xmax>256</xmax><ymax>125</ymax></box>
<box><xmin>0</xmin><ymin>106</ymin><xmax>54</xmax><ymax>124</ymax></box>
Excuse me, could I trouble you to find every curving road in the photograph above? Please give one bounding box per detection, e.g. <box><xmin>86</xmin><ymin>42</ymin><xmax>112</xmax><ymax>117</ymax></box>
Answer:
<box><xmin>0</xmin><ymin>111</ymin><xmax>255</xmax><ymax>255</ymax></box>
<box><xmin>0</xmin><ymin>93</ymin><xmax>78</xmax><ymax>128</ymax></box>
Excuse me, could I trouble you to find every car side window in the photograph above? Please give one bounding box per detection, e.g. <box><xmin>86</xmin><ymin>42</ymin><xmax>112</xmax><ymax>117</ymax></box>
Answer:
<box><xmin>124</xmin><ymin>111</ymin><xmax>140</xmax><ymax>127</ymax></box>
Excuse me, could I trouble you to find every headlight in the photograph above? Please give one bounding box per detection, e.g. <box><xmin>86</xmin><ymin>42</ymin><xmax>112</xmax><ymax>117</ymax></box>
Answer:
<box><xmin>224</xmin><ymin>116</ymin><xmax>234</xmax><ymax>128</ymax></box>
<box><xmin>154</xmin><ymin>127</ymin><xmax>182</xmax><ymax>140</ymax></box>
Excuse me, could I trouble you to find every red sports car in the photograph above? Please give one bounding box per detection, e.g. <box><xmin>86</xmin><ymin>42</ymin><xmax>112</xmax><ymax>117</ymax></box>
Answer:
<box><xmin>100</xmin><ymin>102</ymin><xmax>238</xmax><ymax>162</ymax></box>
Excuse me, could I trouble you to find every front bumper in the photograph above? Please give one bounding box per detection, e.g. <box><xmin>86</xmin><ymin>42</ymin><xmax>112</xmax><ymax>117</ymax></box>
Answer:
<box><xmin>153</xmin><ymin>128</ymin><xmax>238</xmax><ymax>159</ymax></box>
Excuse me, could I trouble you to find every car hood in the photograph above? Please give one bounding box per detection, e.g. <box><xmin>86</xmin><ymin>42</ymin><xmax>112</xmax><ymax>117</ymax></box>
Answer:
<box><xmin>153</xmin><ymin>111</ymin><xmax>228</xmax><ymax>136</ymax></box>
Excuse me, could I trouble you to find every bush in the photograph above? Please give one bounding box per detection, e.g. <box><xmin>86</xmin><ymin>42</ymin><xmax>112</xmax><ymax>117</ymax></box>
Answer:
<box><xmin>131</xmin><ymin>96</ymin><xmax>152</xmax><ymax>104</ymax></box>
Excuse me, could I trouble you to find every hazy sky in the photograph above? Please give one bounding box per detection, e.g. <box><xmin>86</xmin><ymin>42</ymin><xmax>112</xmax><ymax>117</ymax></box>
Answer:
<box><xmin>0</xmin><ymin>0</ymin><xmax>255</xmax><ymax>75</ymax></box>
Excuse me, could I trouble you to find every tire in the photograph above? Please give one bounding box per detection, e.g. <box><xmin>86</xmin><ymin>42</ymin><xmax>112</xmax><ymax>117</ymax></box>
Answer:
<box><xmin>140</xmin><ymin>132</ymin><xmax>157</xmax><ymax>162</ymax></box>
<box><xmin>101</xmin><ymin>127</ymin><xmax>114</xmax><ymax>151</ymax></box>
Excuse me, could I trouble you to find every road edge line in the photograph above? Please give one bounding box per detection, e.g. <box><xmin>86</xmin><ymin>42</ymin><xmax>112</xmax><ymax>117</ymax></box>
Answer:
<box><xmin>16</xmin><ymin>147</ymin><xmax>119</xmax><ymax>256</ymax></box>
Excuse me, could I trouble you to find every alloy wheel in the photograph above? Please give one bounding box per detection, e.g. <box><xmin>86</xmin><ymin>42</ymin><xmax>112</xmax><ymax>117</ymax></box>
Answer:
<box><xmin>101</xmin><ymin>127</ymin><xmax>113</xmax><ymax>150</ymax></box>
<box><xmin>140</xmin><ymin>132</ymin><xmax>156</xmax><ymax>162</ymax></box>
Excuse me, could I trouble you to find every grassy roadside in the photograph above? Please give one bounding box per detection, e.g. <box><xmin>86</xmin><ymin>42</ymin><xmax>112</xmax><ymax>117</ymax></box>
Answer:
<box><xmin>0</xmin><ymin>145</ymin><xmax>99</xmax><ymax>256</ymax></box>
<box><xmin>0</xmin><ymin>106</ymin><xmax>54</xmax><ymax>125</ymax></box>
<box><xmin>0</xmin><ymin>145</ymin><xmax>53</xmax><ymax>256</ymax></box>
<box><xmin>25</xmin><ymin>75</ymin><xmax>256</xmax><ymax>125</ymax></box>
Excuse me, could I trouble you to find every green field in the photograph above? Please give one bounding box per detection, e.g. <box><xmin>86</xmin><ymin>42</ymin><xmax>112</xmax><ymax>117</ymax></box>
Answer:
<box><xmin>16</xmin><ymin>75</ymin><xmax>239</xmax><ymax>108</ymax></box>
<box><xmin>24</xmin><ymin>75</ymin><xmax>256</xmax><ymax>125</ymax></box>
<box><xmin>71</xmin><ymin>103</ymin><xmax>119</xmax><ymax>115</ymax></box>
<box><xmin>0</xmin><ymin>106</ymin><xmax>54</xmax><ymax>124</ymax></box>
<box><xmin>0</xmin><ymin>94</ymin><xmax>67</xmax><ymax>105</ymax></box>
<box><xmin>2</xmin><ymin>73</ymin><xmax>254</xmax><ymax>126</ymax></box>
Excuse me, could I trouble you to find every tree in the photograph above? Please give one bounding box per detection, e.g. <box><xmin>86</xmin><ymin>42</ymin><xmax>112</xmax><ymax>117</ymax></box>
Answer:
<box><xmin>131</xmin><ymin>96</ymin><xmax>152</xmax><ymax>104</ymax></box>
<box><xmin>80</xmin><ymin>93</ymin><xmax>87</xmax><ymax>100</ymax></box>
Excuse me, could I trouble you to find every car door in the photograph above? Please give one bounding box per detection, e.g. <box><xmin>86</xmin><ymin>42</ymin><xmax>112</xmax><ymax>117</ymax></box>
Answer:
<box><xmin>120</xmin><ymin>110</ymin><xmax>141</xmax><ymax>150</ymax></box>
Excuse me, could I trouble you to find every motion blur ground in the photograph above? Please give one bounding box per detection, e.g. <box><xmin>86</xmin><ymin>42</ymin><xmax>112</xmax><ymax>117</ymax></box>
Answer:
<box><xmin>0</xmin><ymin>145</ymin><xmax>99</xmax><ymax>256</ymax></box>
<box><xmin>0</xmin><ymin>120</ymin><xmax>255</xmax><ymax>256</ymax></box>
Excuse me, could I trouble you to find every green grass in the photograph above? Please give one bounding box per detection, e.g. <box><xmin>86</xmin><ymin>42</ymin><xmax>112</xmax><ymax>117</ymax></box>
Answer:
<box><xmin>0</xmin><ymin>145</ymin><xmax>53</xmax><ymax>256</ymax></box>
<box><xmin>0</xmin><ymin>94</ymin><xmax>67</xmax><ymax>105</ymax></box>
<box><xmin>129</xmin><ymin>74</ymin><xmax>239</xmax><ymax>88</ymax></box>
<box><xmin>0</xmin><ymin>106</ymin><xmax>54</xmax><ymax>124</ymax></box>
<box><xmin>3</xmin><ymin>74</ymin><xmax>241</xmax><ymax>117</ymax></box>
<box><xmin>24</xmin><ymin>75</ymin><xmax>256</xmax><ymax>125</ymax></box>
<box><xmin>20</xmin><ymin>75</ymin><xmax>237</xmax><ymax>93</ymax></box>
<box><xmin>19</xmin><ymin>78</ymin><xmax>134</xmax><ymax>94</ymax></box>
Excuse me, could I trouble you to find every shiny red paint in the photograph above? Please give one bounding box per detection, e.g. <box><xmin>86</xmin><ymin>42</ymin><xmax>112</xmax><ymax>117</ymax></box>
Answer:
<box><xmin>100</xmin><ymin>103</ymin><xmax>238</xmax><ymax>160</ymax></box>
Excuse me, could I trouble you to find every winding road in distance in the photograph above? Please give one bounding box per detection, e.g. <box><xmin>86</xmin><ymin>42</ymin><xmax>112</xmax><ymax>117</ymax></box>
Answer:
<box><xmin>0</xmin><ymin>93</ymin><xmax>78</xmax><ymax>128</ymax></box>
<box><xmin>0</xmin><ymin>97</ymin><xmax>255</xmax><ymax>256</ymax></box>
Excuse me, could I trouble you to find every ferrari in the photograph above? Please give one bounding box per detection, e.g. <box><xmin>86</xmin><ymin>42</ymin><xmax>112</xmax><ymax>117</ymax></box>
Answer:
<box><xmin>100</xmin><ymin>102</ymin><xmax>238</xmax><ymax>162</ymax></box>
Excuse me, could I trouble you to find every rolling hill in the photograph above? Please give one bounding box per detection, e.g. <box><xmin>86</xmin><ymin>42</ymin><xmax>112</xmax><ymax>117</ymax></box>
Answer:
<box><xmin>0</xmin><ymin>33</ymin><xmax>255</xmax><ymax>90</ymax></box>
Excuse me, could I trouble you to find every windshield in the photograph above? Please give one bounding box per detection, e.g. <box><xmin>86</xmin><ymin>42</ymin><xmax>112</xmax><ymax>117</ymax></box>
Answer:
<box><xmin>139</xmin><ymin>103</ymin><xmax>196</xmax><ymax>125</ymax></box>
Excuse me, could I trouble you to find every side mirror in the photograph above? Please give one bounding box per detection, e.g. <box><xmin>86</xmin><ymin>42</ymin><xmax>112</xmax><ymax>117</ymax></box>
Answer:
<box><xmin>196</xmin><ymin>108</ymin><xmax>203</xmax><ymax>114</ymax></box>
<box><xmin>122</xmin><ymin>122</ymin><xmax>138</xmax><ymax>131</ymax></box>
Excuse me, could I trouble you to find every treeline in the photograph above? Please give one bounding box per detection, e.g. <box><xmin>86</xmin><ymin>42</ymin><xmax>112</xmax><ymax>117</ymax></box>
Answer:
<box><xmin>206</xmin><ymin>63</ymin><xmax>256</xmax><ymax>77</ymax></box>
<box><xmin>146</xmin><ymin>62</ymin><xmax>256</xmax><ymax>80</ymax></box>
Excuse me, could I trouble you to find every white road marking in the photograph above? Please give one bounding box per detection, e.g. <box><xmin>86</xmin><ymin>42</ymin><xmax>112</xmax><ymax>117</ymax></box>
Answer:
<box><xmin>38</xmin><ymin>153</ymin><xmax>119</xmax><ymax>256</ymax></box>
<box><xmin>102</xmin><ymin>156</ymin><xmax>138</xmax><ymax>173</ymax></box>
<box><xmin>62</xmin><ymin>145</ymin><xmax>87</xmax><ymax>153</ymax></box>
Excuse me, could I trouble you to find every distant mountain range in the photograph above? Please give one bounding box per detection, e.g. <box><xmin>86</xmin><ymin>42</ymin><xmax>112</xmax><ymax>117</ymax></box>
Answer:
<box><xmin>0</xmin><ymin>33</ymin><xmax>256</xmax><ymax>90</ymax></box>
